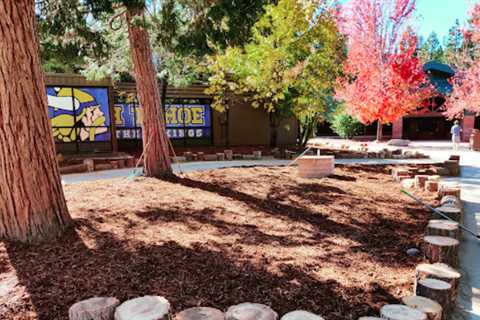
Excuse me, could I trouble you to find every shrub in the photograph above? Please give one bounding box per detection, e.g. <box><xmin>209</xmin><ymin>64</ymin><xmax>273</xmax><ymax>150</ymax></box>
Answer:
<box><xmin>330</xmin><ymin>113</ymin><xmax>363</xmax><ymax>139</ymax></box>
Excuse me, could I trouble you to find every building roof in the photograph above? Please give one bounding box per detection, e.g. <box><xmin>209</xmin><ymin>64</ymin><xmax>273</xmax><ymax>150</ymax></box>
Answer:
<box><xmin>423</xmin><ymin>61</ymin><xmax>455</xmax><ymax>77</ymax></box>
<box><xmin>423</xmin><ymin>61</ymin><xmax>455</xmax><ymax>95</ymax></box>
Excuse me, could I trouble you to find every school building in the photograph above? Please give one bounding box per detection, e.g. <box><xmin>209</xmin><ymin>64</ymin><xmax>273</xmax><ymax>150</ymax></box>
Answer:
<box><xmin>391</xmin><ymin>61</ymin><xmax>478</xmax><ymax>142</ymax></box>
<box><xmin>44</xmin><ymin>73</ymin><xmax>298</xmax><ymax>154</ymax></box>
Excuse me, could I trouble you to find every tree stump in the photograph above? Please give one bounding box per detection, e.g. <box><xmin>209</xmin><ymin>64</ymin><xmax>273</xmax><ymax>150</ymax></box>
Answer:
<box><xmin>425</xmin><ymin>181</ymin><xmax>439</xmax><ymax>193</ymax></box>
<box><xmin>415</xmin><ymin>263</ymin><xmax>461</xmax><ymax>307</ymax></box>
<box><xmin>175</xmin><ymin>307</ymin><xmax>224</xmax><ymax>320</ymax></box>
<box><xmin>443</xmin><ymin>160</ymin><xmax>460</xmax><ymax>176</ymax></box>
<box><xmin>224</xmin><ymin>150</ymin><xmax>233</xmax><ymax>161</ymax></box>
<box><xmin>114</xmin><ymin>296</ymin><xmax>170</xmax><ymax>320</ymax></box>
<box><xmin>281</xmin><ymin>310</ymin><xmax>324</xmax><ymax>320</ymax></box>
<box><xmin>253</xmin><ymin>151</ymin><xmax>262</xmax><ymax>160</ymax></box>
<box><xmin>401</xmin><ymin>295</ymin><xmax>442</xmax><ymax>320</ymax></box>
<box><xmin>438</xmin><ymin>185</ymin><xmax>461</xmax><ymax>200</ymax></box>
<box><xmin>415</xmin><ymin>175</ymin><xmax>429</xmax><ymax>189</ymax></box>
<box><xmin>440</xmin><ymin>196</ymin><xmax>462</xmax><ymax>210</ymax></box>
<box><xmin>69</xmin><ymin>297</ymin><xmax>120</xmax><ymax>320</ymax></box>
<box><xmin>83</xmin><ymin>159</ymin><xmax>95</xmax><ymax>172</ymax></box>
<box><xmin>423</xmin><ymin>236</ymin><xmax>459</xmax><ymax>267</ymax></box>
<box><xmin>434</xmin><ymin>206</ymin><xmax>462</xmax><ymax>223</ymax></box>
<box><xmin>416</xmin><ymin>278</ymin><xmax>453</xmax><ymax>316</ymax></box>
<box><xmin>426</xmin><ymin>220</ymin><xmax>459</xmax><ymax>239</ymax></box>
<box><xmin>380</xmin><ymin>304</ymin><xmax>426</xmax><ymax>320</ymax></box>
<box><xmin>225</xmin><ymin>303</ymin><xmax>278</xmax><ymax>320</ymax></box>
<box><xmin>392</xmin><ymin>168</ymin><xmax>411</xmax><ymax>181</ymax></box>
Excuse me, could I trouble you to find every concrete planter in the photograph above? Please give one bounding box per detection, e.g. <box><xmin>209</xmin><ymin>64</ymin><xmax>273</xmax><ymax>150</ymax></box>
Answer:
<box><xmin>297</xmin><ymin>155</ymin><xmax>334</xmax><ymax>178</ymax></box>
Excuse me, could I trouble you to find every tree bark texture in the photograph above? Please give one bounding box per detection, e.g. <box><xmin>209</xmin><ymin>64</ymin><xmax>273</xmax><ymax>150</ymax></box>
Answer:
<box><xmin>127</xmin><ymin>7</ymin><xmax>171</xmax><ymax>177</ymax></box>
<box><xmin>415</xmin><ymin>278</ymin><xmax>453</xmax><ymax>317</ymax></box>
<box><xmin>423</xmin><ymin>236</ymin><xmax>459</xmax><ymax>267</ymax></box>
<box><xmin>0</xmin><ymin>0</ymin><xmax>71</xmax><ymax>242</ymax></box>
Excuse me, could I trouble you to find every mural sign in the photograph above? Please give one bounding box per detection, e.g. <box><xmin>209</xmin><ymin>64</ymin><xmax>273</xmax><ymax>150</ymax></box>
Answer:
<box><xmin>165</xmin><ymin>104</ymin><xmax>211</xmax><ymax>139</ymax></box>
<box><xmin>47</xmin><ymin>87</ymin><xmax>111</xmax><ymax>142</ymax></box>
<box><xmin>114</xmin><ymin>103</ymin><xmax>211</xmax><ymax>140</ymax></box>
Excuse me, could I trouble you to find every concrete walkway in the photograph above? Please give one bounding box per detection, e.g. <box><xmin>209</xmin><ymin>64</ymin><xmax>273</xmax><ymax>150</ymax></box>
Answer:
<box><xmin>447</xmin><ymin>153</ymin><xmax>480</xmax><ymax>320</ymax></box>
<box><xmin>61</xmin><ymin>157</ymin><xmax>437</xmax><ymax>184</ymax></box>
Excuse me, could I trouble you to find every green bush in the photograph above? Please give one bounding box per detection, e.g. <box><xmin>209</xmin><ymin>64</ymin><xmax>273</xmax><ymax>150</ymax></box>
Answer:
<box><xmin>330</xmin><ymin>113</ymin><xmax>363</xmax><ymax>139</ymax></box>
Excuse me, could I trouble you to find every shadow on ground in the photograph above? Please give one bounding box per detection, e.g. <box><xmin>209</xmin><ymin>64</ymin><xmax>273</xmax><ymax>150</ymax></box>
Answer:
<box><xmin>4</xmin><ymin>220</ymin><xmax>399</xmax><ymax>320</ymax></box>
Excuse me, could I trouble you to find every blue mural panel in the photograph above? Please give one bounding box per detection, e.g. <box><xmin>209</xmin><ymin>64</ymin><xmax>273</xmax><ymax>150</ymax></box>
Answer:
<box><xmin>47</xmin><ymin>86</ymin><xmax>111</xmax><ymax>142</ymax></box>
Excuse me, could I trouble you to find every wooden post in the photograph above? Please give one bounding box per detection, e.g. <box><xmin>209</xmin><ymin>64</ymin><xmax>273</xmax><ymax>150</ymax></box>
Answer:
<box><xmin>175</xmin><ymin>307</ymin><xmax>224</xmax><ymax>320</ymax></box>
<box><xmin>438</xmin><ymin>185</ymin><xmax>461</xmax><ymax>199</ymax></box>
<box><xmin>225</xmin><ymin>303</ymin><xmax>278</xmax><ymax>320</ymax></box>
<box><xmin>415</xmin><ymin>175</ymin><xmax>429</xmax><ymax>189</ymax></box>
<box><xmin>69</xmin><ymin>297</ymin><xmax>119</xmax><ymax>320</ymax></box>
<box><xmin>415</xmin><ymin>263</ymin><xmax>461</xmax><ymax>301</ymax></box>
<box><xmin>380</xmin><ymin>304</ymin><xmax>426</xmax><ymax>320</ymax></box>
<box><xmin>425</xmin><ymin>181</ymin><xmax>439</xmax><ymax>193</ymax></box>
<box><xmin>426</xmin><ymin>220</ymin><xmax>460</xmax><ymax>239</ymax></box>
<box><xmin>423</xmin><ymin>236</ymin><xmax>459</xmax><ymax>267</ymax></box>
<box><xmin>281</xmin><ymin>310</ymin><xmax>324</xmax><ymax>320</ymax></box>
<box><xmin>114</xmin><ymin>296</ymin><xmax>170</xmax><ymax>320</ymax></box>
<box><xmin>415</xmin><ymin>278</ymin><xmax>453</xmax><ymax>316</ymax></box>
<box><xmin>401</xmin><ymin>295</ymin><xmax>442</xmax><ymax>320</ymax></box>
<box><xmin>440</xmin><ymin>196</ymin><xmax>462</xmax><ymax>210</ymax></box>
<box><xmin>434</xmin><ymin>206</ymin><xmax>462</xmax><ymax>223</ymax></box>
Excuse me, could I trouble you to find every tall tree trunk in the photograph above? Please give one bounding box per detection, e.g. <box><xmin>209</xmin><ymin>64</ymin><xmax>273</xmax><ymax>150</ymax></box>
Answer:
<box><xmin>0</xmin><ymin>0</ymin><xmax>71</xmax><ymax>242</ymax></box>
<box><xmin>269</xmin><ymin>113</ymin><xmax>278</xmax><ymax>148</ymax></box>
<box><xmin>126</xmin><ymin>6</ymin><xmax>171</xmax><ymax>177</ymax></box>
<box><xmin>376</xmin><ymin>120</ymin><xmax>383</xmax><ymax>142</ymax></box>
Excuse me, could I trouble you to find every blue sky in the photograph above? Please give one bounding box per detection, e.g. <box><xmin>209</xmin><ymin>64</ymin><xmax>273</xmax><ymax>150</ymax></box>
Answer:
<box><xmin>416</xmin><ymin>0</ymin><xmax>469</xmax><ymax>41</ymax></box>
<box><xmin>340</xmin><ymin>0</ymin><xmax>470</xmax><ymax>43</ymax></box>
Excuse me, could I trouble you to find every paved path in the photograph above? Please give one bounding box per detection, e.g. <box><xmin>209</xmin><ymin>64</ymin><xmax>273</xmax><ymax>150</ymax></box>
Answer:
<box><xmin>447</xmin><ymin>153</ymin><xmax>480</xmax><ymax>320</ymax></box>
<box><xmin>404</xmin><ymin>145</ymin><xmax>480</xmax><ymax>320</ymax></box>
<box><xmin>61</xmin><ymin>157</ymin><xmax>437</xmax><ymax>184</ymax></box>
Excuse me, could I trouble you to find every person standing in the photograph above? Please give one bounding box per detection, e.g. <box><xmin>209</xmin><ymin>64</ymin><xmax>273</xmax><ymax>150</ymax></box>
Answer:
<box><xmin>451</xmin><ymin>120</ymin><xmax>462</xmax><ymax>151</ymax></box>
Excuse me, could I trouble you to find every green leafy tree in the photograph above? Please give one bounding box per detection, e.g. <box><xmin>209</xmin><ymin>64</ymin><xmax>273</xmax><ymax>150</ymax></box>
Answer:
<box><xmin>330</xmin><ymin>112</ymin><xmax>363</xmax><ymax>139</ymax></box>
<box><xmin>444</xmin><ymin>19</ymin><xmax>465</xmax><ymax>67</ymax></box>
<box><xmin>37</xmin><ymin>0</ymin><xmax>272</xmax><ymax>176</ymax></box>
<box><xmin>418</xmin><ymin>32</ymin><xmax>445</xmax><ymax>63</ymax></box>
<box><xmin>206</xmin><ymin>0</ymin><xmax>346</xmax><ymax>147</ymax></box>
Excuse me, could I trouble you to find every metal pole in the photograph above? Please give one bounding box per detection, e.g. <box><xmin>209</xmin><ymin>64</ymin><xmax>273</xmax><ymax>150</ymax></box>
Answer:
<box><xmin>401</xmin><ymin>189</ymin><xmax>480</xmax><ymax>239</ymax></box>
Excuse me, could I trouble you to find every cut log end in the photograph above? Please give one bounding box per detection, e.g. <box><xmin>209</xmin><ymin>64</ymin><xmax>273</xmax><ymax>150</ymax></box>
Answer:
<box><xmin>226</xmin><ymin>303</ymin><xmax>278</xmax><ymax>320</ymax></box>
<box><xmin>114</xmin><ymin>296</ymin><xmax>170</xmax><ymax>320</ymax></box>
<box><xmin>69</xmin><ymin>297</ymin><xmax>120</xmax><ymax>320</ymax></box>
<box><xmin>416</xmin><ymin>278</ymin><xmax>453</xmax><ymax>316</ymax></box>
<box><xmin>175</xmin><ymin>307</ymin><xmax>224</xmax><ymax>320</ymax></box>
<box><xmin>416</xmin><ymin>263</ymin><xmax>461</xmax><ymax>280</ymax></box>
<box><xmin>281</xmin><ymin>310</ymin><xmax>324</xmax><ymax>320</ymax></box>
<box><xmin>402</xmin><ymin>295</ymin><xmax>442</xmax><ymax>320</ymax></box>
<box><xmin>423</xmin><ymin>236</ymin><xmax>459</xmax><ymax>267</ymax></box>
<box><xmin>380</xmin><ymin>304</ymin><xmax>427</xmax><ymax>320</ymax></box>
<box><xmin>427</xmin><ymin>220</ymin><xmax>459</xmax><ymax>239</ymax></box>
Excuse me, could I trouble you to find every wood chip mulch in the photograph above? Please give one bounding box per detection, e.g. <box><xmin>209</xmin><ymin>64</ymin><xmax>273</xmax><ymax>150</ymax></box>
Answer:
<box><xmin>0</xmin><ymin>165</ymin><xmax>436</xmax><ymax>320</ymax></box>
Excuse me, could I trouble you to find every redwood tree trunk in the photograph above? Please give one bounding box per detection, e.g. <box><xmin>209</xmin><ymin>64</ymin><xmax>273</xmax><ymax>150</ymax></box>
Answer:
<box><xmin>0</xmin><ymin>0</ymin><xmax>71</xmax><ymax>242</ymax></box>
<box><xmin>126</xmin><ymin>6</ymin><xmax>172</xmax><ymax>177</ymax></box>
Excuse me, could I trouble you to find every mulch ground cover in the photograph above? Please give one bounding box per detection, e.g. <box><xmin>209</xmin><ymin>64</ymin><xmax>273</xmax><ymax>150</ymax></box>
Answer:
<box><xmin>0</xmin><ymin>164</ymin><xmax>436</xmax><ymax>320</ymax></box>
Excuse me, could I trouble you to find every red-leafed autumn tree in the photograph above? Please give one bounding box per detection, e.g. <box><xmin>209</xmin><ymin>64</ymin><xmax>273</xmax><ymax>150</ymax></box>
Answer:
<box><xmin>0</xmin><ymin>0</ymin><xmax>72</xmax><ymax>242</ymax></box>
<box><xmin>336</xmin><ymin>0</ymin><xmax>432</xmax><ymax>141</ymax></box>
<box><xmin>445</xmin><ymin>4</ymin><xmax>480</xmax><ymax>118</ymax></box>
